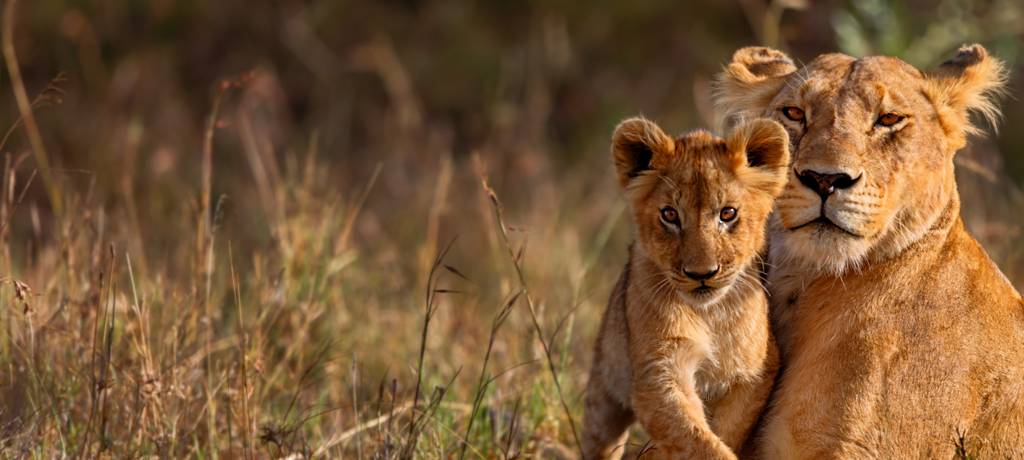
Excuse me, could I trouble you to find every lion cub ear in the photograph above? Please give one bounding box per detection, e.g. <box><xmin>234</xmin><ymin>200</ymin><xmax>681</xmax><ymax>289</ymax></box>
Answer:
<box><xmin>926</xmin><ymin>44</ymin><xmax>1008</xmax><ymax>147</ymax></box>
<box><xmin>611</xmin><ymin>117</ymin><xmax>675</xmax><ymax>188</ymax></box>
<box><xmin>714</xmin><ymin>47</ymin><xmax>797</xmax><ymax>128</ymax></box>
<box><xmin>726</xmin><ymin>118</ymin><xmax>790</xmax><ymax>197</ymax></box>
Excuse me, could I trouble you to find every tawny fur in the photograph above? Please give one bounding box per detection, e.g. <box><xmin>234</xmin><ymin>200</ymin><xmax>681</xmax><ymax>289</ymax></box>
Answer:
<box><xmin>714</xmin><ymin>44</ymin><xmax>1024</xmax><ymax>458</ymax></box>
<box><xmin>582</xmin><ymin>117</ymin><xmax>789</xmax><ymax>459</ymax></box>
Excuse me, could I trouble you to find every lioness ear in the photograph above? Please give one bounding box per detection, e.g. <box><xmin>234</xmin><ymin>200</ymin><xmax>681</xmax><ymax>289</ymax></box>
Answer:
<box><xmin>726</xmin><ymin>47</ymin><xmax>797</xmax><ymax>82</ymax></box>
<box><xmin>611</xmin><ymin>117</ymin><xmax>674</xmax><ymax>188</ymax></box>
<box><xmin>926</xmin><ymin>44</ymin><xmax>1008</xmax><ymax>147</ymax></box>
<box><xmin>713</xmin><ymin>47</ymin><xmax>797</xmax><ymax>129</ymax></box>
<box><xmin>726</xmin><ymin>118</ymin><xmax>790</xmax><ymax>196</ymax></box>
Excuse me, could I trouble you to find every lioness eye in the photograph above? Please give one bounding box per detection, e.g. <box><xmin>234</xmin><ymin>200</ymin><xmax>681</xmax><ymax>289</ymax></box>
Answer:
<box><xmin>720</xmin><ymin>207</ymin><xmax>738</xmax><ymax>223</ymax></box>
<box><xmin>781</xmin><ymin>107</ymin><xmax>805</xmax><ymax>122</ymax></box>
<box><xmin>660</xmin><ymin>207</ymin><xmax>680</xmax><ymax>225</ymax></box>
<box><xmin>876</xmin><ymin>113</ymin><xmax>904</xmax><ymax>127</ymax></box>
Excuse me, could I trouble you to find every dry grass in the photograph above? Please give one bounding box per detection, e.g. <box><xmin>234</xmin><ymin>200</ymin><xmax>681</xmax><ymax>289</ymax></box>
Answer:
<box><xmin>0</xmin><ymin>65</ymin><xmax>628</xmax><ymax>459</ymax></box>
<box><xmin>0</xmin><ymin>1</ymin><xmax>1022</xmax><ymax>459</ymax></box>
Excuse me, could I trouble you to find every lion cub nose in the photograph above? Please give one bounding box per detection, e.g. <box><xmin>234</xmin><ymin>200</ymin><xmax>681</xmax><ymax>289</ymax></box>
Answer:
<box><xmin>797</xmin><ymin>169</ymin><xmax>860</xmax><ymax>198</ymax></box>
<box><xmin>683</xmin><ymin>266</ymin><xmax>720</xmax><ymax>281</ymax></box>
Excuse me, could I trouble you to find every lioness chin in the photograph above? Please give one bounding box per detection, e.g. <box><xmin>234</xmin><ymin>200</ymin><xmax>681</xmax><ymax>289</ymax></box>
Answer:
<box><xmin>581</xmin><ymin>117</ymin><xmax>789</xmax><ymax>460</ymax></box>
<box><xmin>715</xmin><ymin>44</ymin><xmax>1024</xmax><ymax>458</ymax></box>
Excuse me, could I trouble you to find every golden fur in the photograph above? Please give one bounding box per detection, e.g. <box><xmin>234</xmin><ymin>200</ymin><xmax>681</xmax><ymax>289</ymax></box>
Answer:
<box><xmin>582</xmin><ymin>117</ymin><xmax>789</xmax><ymax>459</ymax></box>
<box><xmin>715</xmin><ymin>44</ymin><xmax>1024</xmax><ymax>458</ymax></box>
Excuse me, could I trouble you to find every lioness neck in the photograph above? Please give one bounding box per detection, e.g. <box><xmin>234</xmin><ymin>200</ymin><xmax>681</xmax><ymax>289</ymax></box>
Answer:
<box><xmin>868</xmin><ymin>177</ymin><xmax>961</xmax><ymax>267</ymax></box>
<box><xmin>771</xmin><ymin>189</ymin><xmax>962</xmax><ymax>303</ymax></box>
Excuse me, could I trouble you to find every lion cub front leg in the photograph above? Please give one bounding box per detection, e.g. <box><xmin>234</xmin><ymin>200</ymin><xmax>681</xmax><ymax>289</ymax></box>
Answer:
<box><xmin>631</xmin><ymin>340</ymin><xmax>736</xmax><ymax>460</ymax></box>
<box><xmin>709</xmin><ymin>339</ymin><xmax>779</xmax><ymax>453</ymax></box>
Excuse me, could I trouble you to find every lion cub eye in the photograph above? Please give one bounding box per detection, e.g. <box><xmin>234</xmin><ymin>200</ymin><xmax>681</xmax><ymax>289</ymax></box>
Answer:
<box><xmin>660</xmin><ymin>207</ymin><xmax>680</xmax><ymax>225</ymax></box>
<box><xmin>719</xmin><ymin>207</ymin><xmax>738</xmax><ymax>223</ymax></box>
<box><xmin>875</xmin><ymin>113</ymin><xmax>904</xmax><ymax>127</ymax></box>
<box><xmin>781</xmin><ymin>107</ymin><xmax>805</xmax><ymax>123</ymax></box>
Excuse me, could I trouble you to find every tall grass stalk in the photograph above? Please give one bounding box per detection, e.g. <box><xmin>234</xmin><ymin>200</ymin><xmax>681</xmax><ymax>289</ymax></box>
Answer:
<box><xmin>458</xmin><ymin>289</ymin><xmax>520</xmax><ymax>460</ymax></box>
<box><xmin>404</xmin><ymin>237</ymin><xmax>457</xmax><ymax>458</ymax></box>
<box><xmin>1</xmin><ymin>0</ymin><xmax>62</xmax><ymax>217</ymax></box>
<box><xmin>482</xmin><ymin>178</ymin><xmax>583</xmax><ymax>456</ymax></box>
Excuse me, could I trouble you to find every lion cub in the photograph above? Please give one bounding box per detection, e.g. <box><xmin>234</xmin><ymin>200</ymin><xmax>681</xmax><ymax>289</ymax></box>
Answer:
<box><xmin>582</xmin><ymin>117</ymin><xmax>789</xmax><ymax>460</ymax></box>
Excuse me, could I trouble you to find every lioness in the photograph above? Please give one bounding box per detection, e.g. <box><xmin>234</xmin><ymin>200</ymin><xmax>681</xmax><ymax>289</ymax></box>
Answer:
<box><xmin>582</xmin><ymin>117</ymin><xmax>789</xmax><ymax>459</ymax></box>
<box><xmin>715</xmin><ymin>44</ymin><xmax>1024</xmax><ymax>457</ymax></box>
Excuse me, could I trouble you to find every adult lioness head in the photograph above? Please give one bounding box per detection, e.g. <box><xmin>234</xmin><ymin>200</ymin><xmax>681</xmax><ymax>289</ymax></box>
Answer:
<box><xmin>612</xmin><ymin>117</ymin><xmax>789</xmax><ymax>306</ymax></box>
<box><xmin>714</xmin><ymin>45</ymin><xmax>1006</xmax><ymax>274</ymax></box>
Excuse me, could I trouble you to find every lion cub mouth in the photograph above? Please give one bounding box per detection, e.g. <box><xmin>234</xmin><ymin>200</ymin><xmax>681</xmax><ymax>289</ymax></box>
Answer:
<box><xmin>691</xmin><ymin>285</ymin><xmax>716</xmax><ymax>295</ymax></box>
<box><xmin>670</xmin><ymin>274</ymin><xmax>727</xmax><ymax>297</ymax></box>
<box><xmin>676</xmin><ymin>278</ymin><xmax>732</xmax><ymax>306</ymax></box>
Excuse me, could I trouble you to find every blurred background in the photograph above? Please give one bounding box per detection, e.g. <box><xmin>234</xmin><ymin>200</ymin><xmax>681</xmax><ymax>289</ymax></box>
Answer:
<box><xmin>1</xmin><ymin>0</ymin><xmax>1022</xmax><ymax>457</ymax></box>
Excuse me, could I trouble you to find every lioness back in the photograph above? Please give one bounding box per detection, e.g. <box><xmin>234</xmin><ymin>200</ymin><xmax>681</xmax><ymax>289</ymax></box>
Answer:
<box><xmin>582</xmin><ymin>117</ymin><xmax>789</xmax><ymax>460</ymax></box>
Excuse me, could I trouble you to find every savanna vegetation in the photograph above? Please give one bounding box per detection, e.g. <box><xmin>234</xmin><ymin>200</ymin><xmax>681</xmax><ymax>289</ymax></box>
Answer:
<box><xmin>0</xmin><ymin>0</ymin><xmax>1021</xmax><ymax>457</ymax></box>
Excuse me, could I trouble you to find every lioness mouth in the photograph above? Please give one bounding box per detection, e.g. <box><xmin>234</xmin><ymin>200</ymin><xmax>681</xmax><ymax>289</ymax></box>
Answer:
<box><xmin>789</xmin><ymin>216</ymin><xmax>861</xmax><ymax>237</ymax></box>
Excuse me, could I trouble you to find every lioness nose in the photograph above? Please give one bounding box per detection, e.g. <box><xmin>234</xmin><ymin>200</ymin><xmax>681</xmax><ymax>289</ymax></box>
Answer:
<box><xmin>796</xmin><ymin>169</ymin><xmax>860</xmax><ymax>198</ymax></box>
<box><xmin>683</xmin><ymin>266</ymin><xmax>719</xmax><ymax>281</ymax></box>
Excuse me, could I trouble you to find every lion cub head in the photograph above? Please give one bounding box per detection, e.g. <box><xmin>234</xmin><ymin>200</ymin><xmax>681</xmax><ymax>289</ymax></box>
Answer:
<box><xmin>715</xmin><ymin>45</ymin><xmax>1006</xmax><ymax>274</ymax></box>
<box><xmin>613</xmin><ymin>117</ymin><xmax>790</xmax><ymax>306</ymax></box>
